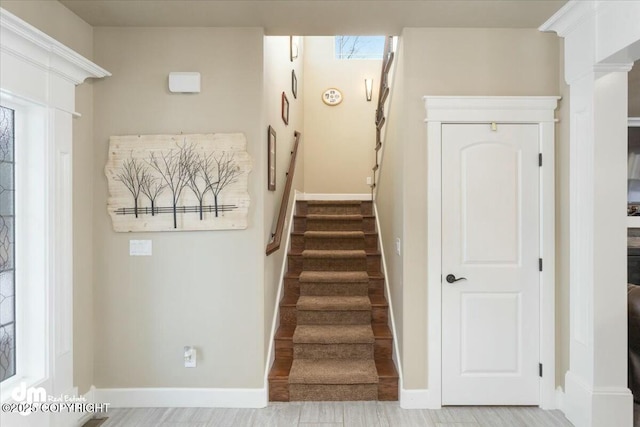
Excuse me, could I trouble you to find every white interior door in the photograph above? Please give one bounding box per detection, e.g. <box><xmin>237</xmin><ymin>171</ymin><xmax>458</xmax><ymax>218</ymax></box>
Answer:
<box><xmin>441</xmin><ymin>123</ymin><xmax>540</xmax><ymax>405</ymax></box>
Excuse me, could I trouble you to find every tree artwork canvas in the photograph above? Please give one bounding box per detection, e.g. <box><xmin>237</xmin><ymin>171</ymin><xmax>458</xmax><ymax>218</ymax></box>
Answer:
<box><xmin>105</xmin><ymin>133</ymin><xmax>252</xmax><ymax>232</ymax></box>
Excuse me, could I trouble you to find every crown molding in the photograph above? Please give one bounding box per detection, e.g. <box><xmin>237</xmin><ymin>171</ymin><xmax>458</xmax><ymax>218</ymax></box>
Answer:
<box><xmin>594</xmin><ymin>62</ymin><xmax>634</xmax><ymax>74</ymax></box>
<box><xmin>0</xmin><ymin>8</ymin><xmax>110</xmax><ymax>85</ymax></box>
<box><xmin>539</xmin><ymin>0</ymin><xmax>595</xmax><ymax>37</ymax></box>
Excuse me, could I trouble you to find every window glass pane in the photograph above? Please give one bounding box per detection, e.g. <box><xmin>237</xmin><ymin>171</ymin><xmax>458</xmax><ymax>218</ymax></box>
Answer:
<box><xmin>0</xmin><ymin>105</ymin><xmax>15</xmax><ymax>382</ymax></box>
<box><xmin>335</xmin><ymin>36</ymin><xmax>385</xmax><ymax>59</ymax></box>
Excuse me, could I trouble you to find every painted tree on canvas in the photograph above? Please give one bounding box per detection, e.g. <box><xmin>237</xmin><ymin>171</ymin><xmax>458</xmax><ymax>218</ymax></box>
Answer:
<box><xmin>147</xmin><ymin>142</ymin><xmax>195</xmax><ymax>228</ymax></box>
<box><xmin>115</xmin><ymin>156</ymin><xmax>146</xmax><ymax>218</ymax></box>
<box><xmin>202</xmin><ymin>152</ymin><xmax>240</xmax><ymax>217</ymax></box>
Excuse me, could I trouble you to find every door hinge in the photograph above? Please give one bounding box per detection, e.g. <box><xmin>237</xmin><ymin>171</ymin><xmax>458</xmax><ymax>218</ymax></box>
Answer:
<box><xmin>539</xmin><ymin>363</ymin><xmax>543</xmax><ymax>377</ymax></box>
<box><xmin>539</xmin><ymin>153</ymin><xmax>543</xmax><ymax>167</ymax></box>
<box><xmin>539</xmin><ymin>258</ymin><xmax>543</xmax><ymax>272</ymax></box>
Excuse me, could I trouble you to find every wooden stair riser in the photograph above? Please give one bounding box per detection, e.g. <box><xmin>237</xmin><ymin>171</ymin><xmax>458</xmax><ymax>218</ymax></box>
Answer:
<box><xmin>288</xmin><ymin>254</ymin><xmax>381</xmax><ymax>274</ymax></box>
<box><xmin>269</xmin><ymin>379</ymin><xmax>289</xmax><ymax>401</ymax></box>
<box><xmin>296</xmin><ymin>201</ymin><xmax>373</xmax><ymax>216</ymax></box>
<box><xmin>369</xmin><ymin>277</ymin><xmax>384</xmax><ymax>296</ymax></box>
<box><xmin>275</xmin><ymin>339</ymin><xmax>293</xmax><ymax>359</ymax></box>
<box><xmin>372</xmin><ymin>305</ymin><xmax>389</xmax><ymax>325</ymax></box>
<box><xmin>289</xmin><ymin>384</ymin><xmax>378</xmax><ymax>401</ymax></box>
<box><xmin>294</xmin><ymin>217</ymin><xmax>375</xmax><ymax>232</ymax></box>
<box><xmin>291</xmin><ymin>234</ymin><xmax>378</xmax><ymax>252</ymax></box>
<box><xmin>375</xmin><ymin>338</ymin><xmax>393</xmax><ymax>360</ymax></box>
<box><xmin>297</xmin><ymin>310</ymin><xmax>371</xmax><ymax>325</ymax></box>
<box><xmin>300</xmin><ymin>282</ymin><xmax>369</xmax><ymax>297</ymax></box>
<box><xmin>293</xmin><ymin>343</ymin><xmax>373</xmax><ymax>359</ymax></box>
<box><xmin>280</xmin><ymin>305</ymin><xmax>297</xmax><ymax>325</ymax></box>
<box><xmin>378</xmin><ymin>378</ymin><xmax>399</xmax><ymax>401</ymax></box>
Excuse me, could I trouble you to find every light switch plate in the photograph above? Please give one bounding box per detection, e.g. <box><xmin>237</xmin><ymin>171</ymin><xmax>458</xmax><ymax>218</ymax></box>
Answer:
<box><xmin>130</xmin><ymin>240</ymin><xmax>152</xmax><ymax>256</ymax></box>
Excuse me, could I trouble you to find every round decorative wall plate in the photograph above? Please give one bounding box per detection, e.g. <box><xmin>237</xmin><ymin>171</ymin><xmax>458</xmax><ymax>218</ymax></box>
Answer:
<box><xmin>322</xmin><ymin>88</ymin><xmax>343</xmax><ymax>106</ymax></box>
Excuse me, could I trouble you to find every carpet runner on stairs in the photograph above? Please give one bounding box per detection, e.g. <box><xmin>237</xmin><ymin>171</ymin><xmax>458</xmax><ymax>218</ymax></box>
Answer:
<box><xmin>268</xmin><ymin>200</ymin><xmax>399</xmax><ymax>402</ymax></box>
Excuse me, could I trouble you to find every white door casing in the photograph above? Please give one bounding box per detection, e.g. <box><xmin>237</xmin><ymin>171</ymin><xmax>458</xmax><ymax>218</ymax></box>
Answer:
<box><xmin>441</xmin><ymin>123</ymin><xmax>540</xmax><ymax>405</ymax></box>
<box><xmin>424</xmin><ymin>96</ymin><xmax>558</xmax><ymax>410</ymax></box>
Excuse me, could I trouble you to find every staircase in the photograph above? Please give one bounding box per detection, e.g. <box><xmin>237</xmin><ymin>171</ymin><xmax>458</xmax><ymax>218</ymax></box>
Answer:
<box><xmin>268</xmin><ymin>200</ymin><xmax>399</xmax><ymax>401</ymax></box>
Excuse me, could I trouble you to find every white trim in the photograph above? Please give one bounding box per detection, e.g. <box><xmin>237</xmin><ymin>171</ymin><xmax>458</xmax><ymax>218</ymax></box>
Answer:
<box><xmin>73</xmin><ymin>386</ymin><xmax>96</xmax><ymax>427</ymax></box>
<box><xmin>630</xmin><ymin>117</ymin><xmax>640</xmax><ymax>127</ymax></box>
<box><xmin>594</xmin><ymin>63</ymin><xmax>634</xmax><ymax>74</ymax></box>
<box><xmin>555</xmin><ymin>387</ymin><xmax>565</xmax><ymax>414</ymax></box>
<box><xmin>372</xmin><ymin>203</ymin><xmax>404</xmax><ymax>400</ymax></box>
<box><xmin>424</xmin><ymin>96</ymin><xmax>558</xmax><ymax>409</ymax></box>
<box><xmin>564</xmin><ymin>371</ymin><xmax>633</xmax><ymax>427</ymax></box>
<box><xmin>298</xmin><ymin>193</ymin><xmax>370</xmax><ymax>201</ymax></box>
<box><xmin>94</xmin><ymin>387</ymin><xmax>267</xmax><ymax>409</ymax></box>
<box><xmin>263</xmin><ymin>190</ymin><xmax>299</xmax><ymax>387</ymax></box>
<box><xmin>538</xmin><ymin>0</ymin><xmax>594</xmax><ymax>37</ymax></box>
<box><xmin>0</xmin><ymin>8</ymin><xmax>110</xmax><ymax>86</ymax></box>
<box><xmin>399</xmin><ymin>388</ymin><xmax>430</xmax><ymax>409</ymax></box>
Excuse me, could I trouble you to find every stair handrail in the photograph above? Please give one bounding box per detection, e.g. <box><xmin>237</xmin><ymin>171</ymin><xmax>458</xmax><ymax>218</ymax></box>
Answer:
<box><xmin>370</xmin><ymin>36</ymin><xmax>394</xmax><ymax>199</ymax></box>
<box><xmin>266</xmin><ymin>130</ymin><xmax>302</xmax><ymax>255</ymax></box>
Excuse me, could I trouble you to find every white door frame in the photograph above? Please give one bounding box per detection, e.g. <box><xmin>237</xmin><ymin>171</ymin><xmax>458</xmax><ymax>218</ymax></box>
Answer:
<box><xmin>423</xmin><ymin>96</ymin><xmax>559</xmax><ymax>409</ymax></box>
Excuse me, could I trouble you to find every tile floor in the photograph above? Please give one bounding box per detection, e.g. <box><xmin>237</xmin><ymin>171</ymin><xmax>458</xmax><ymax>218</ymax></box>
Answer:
<box><xmin>98</xmin><ymin>402</ymin><xmax>574</xmax><ymax>426</ymax></box>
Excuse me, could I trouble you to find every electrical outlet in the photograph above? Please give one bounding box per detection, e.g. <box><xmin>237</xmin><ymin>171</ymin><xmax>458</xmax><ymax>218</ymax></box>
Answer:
<box><xmin>366</xmin><ymin>177</ymin><xmax>372</xmax><ymax>185</ymax></box>
<box><xmin>184</xmin><ymin>346</ymin><xmax>197</xmax><ymax>368</ymax></box>
<box><xmin>395</xmin><ymin>238</ymin><xmax>401</xmax><ymax>255</ymax></box>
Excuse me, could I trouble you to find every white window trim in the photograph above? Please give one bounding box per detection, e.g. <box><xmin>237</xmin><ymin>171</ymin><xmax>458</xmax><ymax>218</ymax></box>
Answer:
<box><xmin>0</xmin><ymin>7</ymin><xmax>109</xmax><ymax>426</ymax></box>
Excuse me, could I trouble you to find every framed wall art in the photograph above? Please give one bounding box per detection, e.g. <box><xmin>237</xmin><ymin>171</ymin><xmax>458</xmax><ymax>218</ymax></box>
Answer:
<box><xmin>105</xmin><ymin>133</ymin><xmax>252</xmax><ymax>232</ymax></box>
<box><xmin>268</xmin><ymin>126</ymin><xmax>276</xmax><ymax>191</ymax></box>
<box><xmin>289</xmin><ymin>36</ymin><xmax>298</xmax><ymax>62</ymax></box>
<box><xmin>292</xmin><ymin>70</ymin><xmax>298</xmax><ymax>99</ymax></box>
<box><xmin>281</xmin><ymin>92</ymin><xmax>289</xmax><ymax>125</ymax></box>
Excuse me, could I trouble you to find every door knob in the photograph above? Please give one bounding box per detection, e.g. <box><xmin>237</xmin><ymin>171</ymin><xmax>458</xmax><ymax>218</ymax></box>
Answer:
<box><xmin>446</xmin><ymin>274</ymin><xmax>467</xmax><ymax>284</ymax></box>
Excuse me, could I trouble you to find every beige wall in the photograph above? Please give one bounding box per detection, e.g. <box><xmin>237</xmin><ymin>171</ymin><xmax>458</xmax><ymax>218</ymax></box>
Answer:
<box><xmin>303</xmin><ymin>37</ymin><xmax>379</xmax><ymax>194</ymax></box>
<box><xmin>375</xmin><ymin>37</ymin><xmax>406</xmax><ymax>373</ymax></box>
<box><xmin>263</xmin><ymin>36</ymin><xmax>305</xmax><ymax>359</ymax></box>
<box><xmin>1</xmin><ymin>0</ymin><xmax>97</xmax><ymax>395</ymax></box>
<box><xmin>92</xmin><ymin>27</ymin><xmax>266</xmax><ymax>388</ymax></box>
<box><xmin>376</xmin><ymin>28</ymin><xmax>560</xmax><ymax>389</ymax></box>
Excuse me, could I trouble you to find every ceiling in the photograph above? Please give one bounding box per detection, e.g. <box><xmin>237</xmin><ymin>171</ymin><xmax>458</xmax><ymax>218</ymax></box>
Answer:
<box><xmin>59</xmin><ymin>0</ymin><xmax>568</xmax><ymax>34</ymax></box>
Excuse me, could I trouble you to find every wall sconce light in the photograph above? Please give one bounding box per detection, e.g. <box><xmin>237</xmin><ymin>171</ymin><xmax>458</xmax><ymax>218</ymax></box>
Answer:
<box><xmin>365</xmin><ymin>78</ymin><xmax>373</xmax><ymax>102</ymax></box>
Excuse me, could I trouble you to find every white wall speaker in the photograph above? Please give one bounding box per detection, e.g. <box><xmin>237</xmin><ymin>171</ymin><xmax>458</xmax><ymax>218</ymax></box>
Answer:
<box><xmin>168</xmin><ymin>72</ymin><xmax>201</xmax><ymax>93</ymax></box>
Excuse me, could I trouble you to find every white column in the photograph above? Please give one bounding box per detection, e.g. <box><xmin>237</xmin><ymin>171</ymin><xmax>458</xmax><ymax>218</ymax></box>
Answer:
<box><xmin>564</xmin><ymin>67</ymin><xmax>633</xmax><ymax>427</ymax></box>
<box><xmin>540</xmin><ymin>1</ymin><xmax>640</xmax><ymax>426</ymax></box>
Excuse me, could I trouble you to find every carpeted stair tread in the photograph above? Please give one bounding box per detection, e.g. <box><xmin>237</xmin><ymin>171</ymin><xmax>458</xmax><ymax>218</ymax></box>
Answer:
<box><xmin>297</xmin><ymin>296</ymin><xmax>371</xmax><ymax>311</ymax></box>
<box><xmin>289</xmin><ymin>359</ymin><xmax>378</xmax><ymax>384</ymax></box>
<box><xmin>306</xmin><ymin>200</ymin><xmax>362</xmax><ymax>205</ymax></box>
<box><xmin>304</xmin><ymin>231</ymin><xmax>365</xmax><ymax>239</ymax></box>
<box><xmin>293</xmin><ymin>325</ymin><xmax>374</xmax><ymax>344</ymax></box>
<box><xmin>299</xmin><ymin>271</ymin><xmax>369</xmax><ymax>283</ymax></box>
<box><xmin>305</xmin><ymin>214</ymin><xmax>363</xmax><ymax>220</ymax></box>
<box><xmin>302</xmin><ymin>249</ymin><xmax>366</xmax><ymax>259</ymax></box>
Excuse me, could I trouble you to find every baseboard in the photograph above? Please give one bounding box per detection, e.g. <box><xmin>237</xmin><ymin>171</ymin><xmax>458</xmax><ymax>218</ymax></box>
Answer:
<box><xmin>75</xmin><ymin>386</ymin><xmax>97</xmax><ymax>427</ymax></box>
<box><xmin>372</xmin><ymin>203</ymin><xmax>403</xmax><ymax>381</ymax></box>
<box><xmin>564</xmin><ymin>370</ymin><xmax>633</xmax><ymax>427</ymax></box>
<box><xmin>555</xmin><ymin>386</ymin><xmax>564</xmax><ymax>413</ymax></box>
<box><xmin>93</xmin><ymin>387</ymin><xmax>267</xmax><ymax>409</ymax></box>
<box><xmin>263</xmin><ymin>190</ymin><xmax>299</xmax><ymax>388</ymax></box>
<box><xmin>298</xmin><ymin>193</ymin><xmax>371</xmax><ymax>201</ymax></box>
<box><xmin>400</xmin><ymin>388</ymin><xmax>431</xmax><ymax>409</ymax></box>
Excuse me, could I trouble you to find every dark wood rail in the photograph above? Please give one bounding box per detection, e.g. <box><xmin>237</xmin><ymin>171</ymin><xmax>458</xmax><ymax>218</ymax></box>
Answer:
<box><xmin>266</xmin><ymin>131</ymin><xmax>301</xmax><ymax>255</ymax></box>
<box><xmin>370</xmin><ymin>36</ymin><xmax>394</xmax><ymax>199</ymax></box>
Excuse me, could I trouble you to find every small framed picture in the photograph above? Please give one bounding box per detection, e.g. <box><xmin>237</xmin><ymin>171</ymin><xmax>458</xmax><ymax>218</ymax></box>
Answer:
<box><xmin>289</xmin><ymin>36</ymin><xmax>298</xmax><ymax>62</ymax></box>
<box><xmin>292</xmin><ymin>70</ymin><xmax>298</xmax><ymax>99</ymax></box>
<box><xmin>268</xmin><ymin>126</ymin><xmax>276</xmax><ymax>191</ymax></box>
<box><xmin>281</xmin><ymin>92</ymin><xmax>289</xmax><ymax>125</ymax></box>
